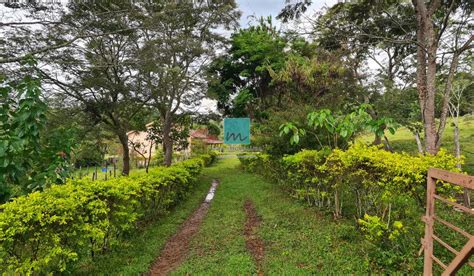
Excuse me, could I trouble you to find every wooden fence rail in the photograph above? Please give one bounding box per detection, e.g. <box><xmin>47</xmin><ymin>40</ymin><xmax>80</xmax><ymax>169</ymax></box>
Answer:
<box><xmin>422</xmin><ymin>168</ymin><xmax>473</xmax><ymax>275</ymax></box>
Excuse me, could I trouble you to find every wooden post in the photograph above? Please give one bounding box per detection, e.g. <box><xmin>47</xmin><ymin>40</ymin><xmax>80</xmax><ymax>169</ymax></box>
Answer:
<box><xmin>423</xmin><ymin>174</ymin><xmax>436</xmax><ymax>275</ymax></box>
<box><xmin>114</xmin><ymin>161</ymin><xmax>116</xmax><ymax>178</ymax></box>
<box><xmin>94</xmin><ymin>165</ymin><xmax>98</xmax><ymax>181</ymax></box>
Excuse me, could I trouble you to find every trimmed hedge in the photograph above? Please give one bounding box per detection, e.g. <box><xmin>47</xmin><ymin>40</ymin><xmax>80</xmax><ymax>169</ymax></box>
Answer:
<box><xmin>0</xmin><ymin>152</ymin><xmax>216</xmax><ymax>274</ymax></box>
<box><xmin>238</xmin><ymin>144</ymin><xmax>461</xmax><ymax>219</ymax></box>
<box><xmin>238</xmin><ymin>144</ymin><xmax>463</xmax><ymax>271</ymax></box>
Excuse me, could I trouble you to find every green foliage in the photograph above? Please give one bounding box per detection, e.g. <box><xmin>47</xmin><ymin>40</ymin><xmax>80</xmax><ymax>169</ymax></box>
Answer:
<box><xmin>0</xmin><ymin>153</ymin><xmax>216</xmax><ymax>274</ymax></box>
<box><xmin>207</xmin><ymin>122</ymin><xmax>221</xmax><ymax>137</ymax></box>
<box><xmin>357</xmin><ymin>214</ymin><xmax>410</xmax><ymax>270</ymax></box>
<box><xmin>269</xmin><ymin>51</ymin><xmax>359</xmax><ymax>108</ymax></box>
<box><xmin>0</xmin><ymin>74</ymin><xmax>46</xmax><ymax>196</ymax></box>
<box><xmin>278</xmin><ymin>122</ymin><xmax>306</xmax><ymax>145</ymax></box>
<box><xmin>207</xmin><ymin>17</ymin><xmax>287</xmax><ymax>117</ymax></box>
<box><xmin>191</xmin><ymin>139</ymin><xmax>208</xmax><ymax>155</ymax></box>
<box><xmin>280</xmin><ymin>105</ymin><xmax>398</xmax><ymax>150</ymax></box>
<box><xmin>0</xmin><ymin>74</ymin><xmax>81</xmax><ymax>199</ymax></box>
<box><xmin>239</xmin><ymin>144</ymin><xmax>461</xmax><ymax>271</ymax></box>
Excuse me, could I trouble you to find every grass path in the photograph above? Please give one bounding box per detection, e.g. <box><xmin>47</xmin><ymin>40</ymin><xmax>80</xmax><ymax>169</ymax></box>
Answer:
<box><xmin>75</xmin><ymin>157</ymin><xmax>372</xmax><ymax>274</ymax></box>
<box><xmin>172</xmin><ymin>157</ymin><xmax>369</xmax><ymax>274</ymax></box>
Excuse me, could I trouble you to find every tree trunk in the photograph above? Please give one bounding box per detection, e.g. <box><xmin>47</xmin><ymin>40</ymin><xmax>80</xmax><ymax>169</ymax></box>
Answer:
<box><xmin>414</xmin><ymin>131</ymin><xmax>424</xmax><ymax>154</ymax></box>
<box><xmin>423</xmin><ymin>23</ymin><xmax>438</xmax><ymax>155</ymax></box>
<box><xmin>118</xmin><ymin>132</ymin><xmax>130</xmax><ymax>176</ymax></box>
<box><xmin>383</xmin><ymin>135</ymin><xmax>393</xmax><ymax>152</ymax></box>
<box><xmin>453</xmin><ymin>119</ymin><xmax>471</xmax><ymax>207</ymax></box>
<box><xmin>436</xmin><ymin>54</ymin><xmax>459</xmax><ymax>150</ymax></box>
<box><xmin>162</xmin><ymin>113</ymin><xmax>173</xmax><ymax>166</ymax></box>
<box><xmin>145</xmin><ymin>142</ymin><xmax>153</xmax><ymax>173</ymax></box>
<box><xmin>372</xmin><ymin>134</ymin><xmax>382</xmax><ymax>145</ymax></box>
<box><xmin>413</xmin><ymin>0</ymin><xmax>439</xmax><ymax>155</ymax></box>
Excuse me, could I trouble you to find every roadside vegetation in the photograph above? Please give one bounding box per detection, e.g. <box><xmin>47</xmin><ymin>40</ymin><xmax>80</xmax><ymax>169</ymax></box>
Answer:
<box><xmin>1</xmin><ymin>0</ymin><xmax>473</xmax><ymax>274</ymax></box>
<box><xmin>0</xmin><ymin>153</ymin><xmax>216</xmax><ymax>273</ymax></box>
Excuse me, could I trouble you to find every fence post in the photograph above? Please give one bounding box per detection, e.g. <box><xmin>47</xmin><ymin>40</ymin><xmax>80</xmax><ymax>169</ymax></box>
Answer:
<box><xmin>423</xmin><ymin>173</ymin><xmax>436</xmax><ymax>275</ymax></box>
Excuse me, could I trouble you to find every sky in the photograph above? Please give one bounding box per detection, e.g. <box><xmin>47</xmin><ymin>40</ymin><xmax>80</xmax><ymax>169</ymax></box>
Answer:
<box><xmin>237</xmin><ymin>0</ymin><xmax>338</xmax><ymax>27</ymax></box>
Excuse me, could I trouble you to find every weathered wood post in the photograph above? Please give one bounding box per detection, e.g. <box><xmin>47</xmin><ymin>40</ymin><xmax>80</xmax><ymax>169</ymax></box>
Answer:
<box><xmin>423</xmin><ymin>173</ymin><xmax>436</xmax><ymax>275</ymax></box>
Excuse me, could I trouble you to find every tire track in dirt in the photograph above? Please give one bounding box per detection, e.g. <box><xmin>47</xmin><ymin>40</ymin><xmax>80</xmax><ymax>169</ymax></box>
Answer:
<box><xmin>243</xmin><ymin>199</ymin><xmax>265</xmax><ymax>276</ymax></box>
<box><xmin>147</xmin><ymin>179</ymin><xmax>219</xmax><ymax>276</ymax></box>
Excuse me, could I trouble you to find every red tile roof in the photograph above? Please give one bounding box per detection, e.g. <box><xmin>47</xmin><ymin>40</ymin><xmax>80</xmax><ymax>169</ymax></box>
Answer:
<box><xmin>190</xmin><ymin>129</ymin><xmax>222</xmax><ymax>144</ymax></box>
<box><xmin>190</xmin><ymin>129</ymin><xmax>208</xmax><ymax>139</ymax></box>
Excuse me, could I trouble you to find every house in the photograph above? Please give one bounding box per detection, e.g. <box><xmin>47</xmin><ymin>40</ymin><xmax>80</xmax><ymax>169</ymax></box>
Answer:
<box><xmin>189</xmin><ymin>128</ymin><xmax>223</xmax><ymax>150</ymax></box>
<box><xmin>127</xmin><ymin>124</ymin><xmax>222</xmax><ymax>159</ymax></box>
<box><xmin>127</xmin><ymin>122</ymin><xmax>157</xmax><ymax>161</ymax></box>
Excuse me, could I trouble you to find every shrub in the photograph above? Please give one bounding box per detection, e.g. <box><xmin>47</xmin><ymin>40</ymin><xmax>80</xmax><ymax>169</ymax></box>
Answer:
<box><xmin>239</xmin><ymin>143</ymin><xmax>462</xmax><ymax>272</ymax></box>
<box><xmin>0</xmin><ymin>154</ymin><xmax>215</xmax><ymax>274</ymax></box>
<box><xmin>240</xmin><ymin>144</ymin><xmax>461</xmax><ymax>219</ymax></box>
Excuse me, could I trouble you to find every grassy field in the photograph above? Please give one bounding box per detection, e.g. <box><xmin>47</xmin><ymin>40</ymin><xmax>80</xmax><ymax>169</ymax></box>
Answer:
<box><xmin>358</xmin><ymin>115</ymin><xmax>474</xmax><ymax>174</ymax></box>
<box><xmin>174</xmin><ymin>158</ymin><xmax>371</xmax><ymax>274</ymax></box>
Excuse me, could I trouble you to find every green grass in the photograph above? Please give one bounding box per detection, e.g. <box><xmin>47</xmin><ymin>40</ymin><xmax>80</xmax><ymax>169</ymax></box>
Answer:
<box><xmin>72</xmin><ymin>165</ymin><xmax>217</xmax><ymax>275</ymax></box>
<box><xmin>173</xmin><ymin>158</ymin><xmax>370</xmax><ymax>274</ymax></box>
<box><xmin>358</xmin><ymin>115</ymin><xmax>474</xmax><ymax>174</ymax></box>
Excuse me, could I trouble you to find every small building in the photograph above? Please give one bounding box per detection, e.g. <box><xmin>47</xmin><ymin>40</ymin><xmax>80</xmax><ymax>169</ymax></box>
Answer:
<box><xmin>189</xmin><ymin>128</ymin><xmax>223</xmax><ymax>150</ymax></box>
<box><xmin>127</xmin><ymin>122</ymin><xmax>157</xmax><ymax>160</ymax></box>
<box><xmin>127</xmin><ymin>124</ymin><xmax>222</xmax><ymax>159</ymax></box>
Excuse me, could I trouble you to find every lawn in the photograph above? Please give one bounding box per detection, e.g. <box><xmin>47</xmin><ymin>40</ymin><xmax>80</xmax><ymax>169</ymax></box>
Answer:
<box><xmin>358</xmin><ymin>115</ymin><xmax>474</xmax><ymax>174</ymax></box>
<box><xmin>72</xmin><ymin>157</ymin><xmax>373</xmax><ymax>274</ymax></box>
<box><xmin>173</xmin><ymin>157</ymin><xmax>372</xmax><ymax>274</ymax></box>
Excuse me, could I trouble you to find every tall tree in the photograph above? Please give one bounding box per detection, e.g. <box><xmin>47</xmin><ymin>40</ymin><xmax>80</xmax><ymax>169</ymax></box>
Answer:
<box><xmin>39</xmin><ymin>2</ymin><xmax>149</xmax><ymax>175</ymax></box>
<box><xmin>136</xmin><ymin>0</ymin><xmax>240</xmax><ymax>166</ymax></box>
<box><xmin>279</xmin><ymin>0</ymin><xmax>473</xmax><ymax>154</ymax></box>
<box><xmin>411</xmin><ymin>0</ymin><xmax>473</xmax><ymax>154</ymax></box>
<box><xmin>207</xmin><ymin>17</ymin><xmax>287</xmax><ymax>118</ymax></box>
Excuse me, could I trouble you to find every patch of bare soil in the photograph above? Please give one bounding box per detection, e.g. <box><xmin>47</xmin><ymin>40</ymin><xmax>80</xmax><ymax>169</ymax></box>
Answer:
<box><xmin>148</xmin><ymin>180</ymin><xmax>219</xmax><ymax>276</ymax></box>
<box><xmin>243</xmin><ymin>199</ymin><xmax>265</xmax><ymax>276</ymax></box>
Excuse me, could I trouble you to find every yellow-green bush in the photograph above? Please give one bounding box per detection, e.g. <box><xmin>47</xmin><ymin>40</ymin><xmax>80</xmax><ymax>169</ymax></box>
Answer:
<box><xmin>0</xmin><ymin>153</ymin><xmax>216</xmax><ymax>274</ymax></box>
<box><xmin>238</xmin><ymin>144</ymin><xmax>462</xmax><ymax>271</ymax></box>
<box><xmin>240</xmin><ymin>144</ymin><xmax>461</xmax><ymax>218</ymax></box>
<box><xmin>323</xmin><ymin>143</ymin><xmax>461</xmax><ymax>217</ymax></box>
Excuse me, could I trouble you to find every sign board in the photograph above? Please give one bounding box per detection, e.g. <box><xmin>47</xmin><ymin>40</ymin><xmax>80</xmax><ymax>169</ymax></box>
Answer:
<box><xmin>224</xmin><ymin>118</ymin><xmax>250</xmax><ymax>145</ymax></box>
<box><xmin>101</xmin><ymin>168</ymin><xmax>107</xmax><ymax>173</ymax></box>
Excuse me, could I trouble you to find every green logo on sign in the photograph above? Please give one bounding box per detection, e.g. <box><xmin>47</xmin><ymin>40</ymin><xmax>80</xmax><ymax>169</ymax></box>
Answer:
<box><xmin>224</xmin><ymin>118</ymin><xmax>250</xmax><ymax>145</ymax></box>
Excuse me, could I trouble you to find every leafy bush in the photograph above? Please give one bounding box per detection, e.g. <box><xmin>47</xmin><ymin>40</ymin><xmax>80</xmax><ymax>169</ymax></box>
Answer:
<box><xmin>0</xmin><ymin>153</ymin><xmax>216</xmax><ymax>274</ymax></box>
<box><xmin>239</xmin><ymin>144</ymin><xmax>462</xmax><ymax>272</ymax></box>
